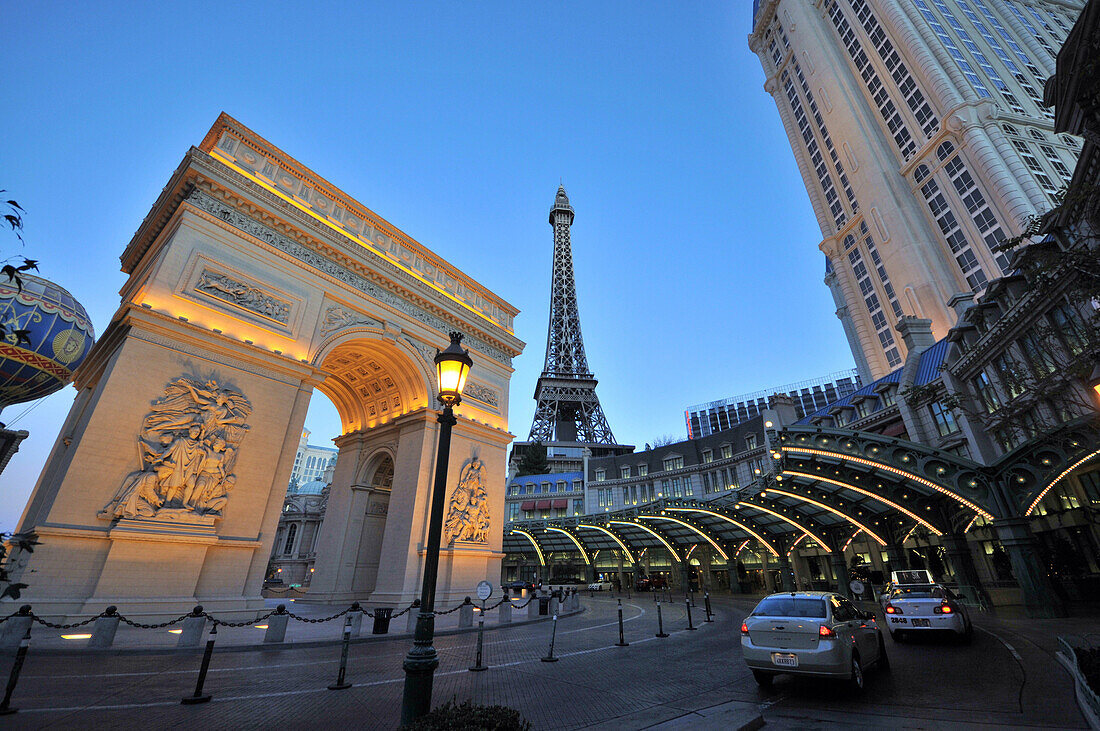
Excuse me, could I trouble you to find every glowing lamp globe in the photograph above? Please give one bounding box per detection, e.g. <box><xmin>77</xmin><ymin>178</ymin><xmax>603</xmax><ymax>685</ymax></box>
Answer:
<box><xmin>434</xmin><ymin>331</ymin><xmax>472</xmax><ymax>406</ymax></box>
<box><xmin>0</xmin><ymin>273</ymin><xmax>95</xmax><ymax>413</ymax></box>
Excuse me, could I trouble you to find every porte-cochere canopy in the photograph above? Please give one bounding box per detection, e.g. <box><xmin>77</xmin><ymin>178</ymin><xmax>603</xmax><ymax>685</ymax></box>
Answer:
<box><xmin>504</xmin><ymin>420</ymin><xmax>1100</xmax><ymax>565</ymax></box>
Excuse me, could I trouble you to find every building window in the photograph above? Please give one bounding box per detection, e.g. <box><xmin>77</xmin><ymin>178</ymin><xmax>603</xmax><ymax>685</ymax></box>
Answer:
<box><xmin>508</xmin><ymin>503</ymin><xmax>519</xmax><ymax>522</ymax></box>
<box><xmin>662</xmin><ymin>456</ymin><xmax>683</xmax><ymax>471</ymax></box>
<box><xmin>620</xmin><ymin>466</ymin><xmax>630</xmax><ymax>479</ymax></box>
<box><xmin>929</xmin><ymin>401</ymin><xmax>959</xmax><ymax>437</ymax></box>
<box><xmin>638</xmin><ymin>464</ymin><xmax>648</xmax><ymax>476</ymax></box>
<box><xmin>745</xmin><ymin>435</ymin><xmax>757</xmax><ymax>450</ymax></box>
<box><xmin>1079</xmin><ymin>471</ymin><xmax>1100</xmax><ymax>504</ymax></box>
<box><xmin>854</xmin><ymin>399</ymin><xmax>871</xmax><ymax>419</ymax></box>
<box><xmin>702</xmin><ymin>449</ymin><xmax>713</xmax><ymax>463</ymax></box>
<box><xmin>994</xmin><ymin>353</ymin><xmax>1025</xmax><ymax>399</ymax></box>
<box><xmin>671</xmin><ymin>477</ymin><xmax>683</xmax><ymax>498</ymax></box>
<box><xmin>1049</xmin><ymin>303</ymin><xmax>1087</xmax><ymax>355</ymax></box>
<box><xmin>573</xmin><ymin>499</ymin><xmax>584</xmax><ymax>515</ymax></box>
<box><xmin>720</xmin><ymin>444</ymin><xmax>733</xmax><ymax>459</ymax></box>
<box><xmin>1019</xmin><ymin>410</ymin><xmax>1042</xmax><ymax>440</ymax></box>
<box><xmin>973</xmin><ymin>371</ymin><xmax>1001</xmax><ymax>413</ymax></box>
<box><xmin>880</xmin><ymin>387</ymin><xmax>896</xmax><ymax>407</ymax></box>
<box><xmin>595</xmin><ymin>469</ymin><xmax>605</xmax><ymax>482</ymax></box>
<box><xmin>572</xmin><ymin>480</ymin><xmax>582</xmax><ymax>492</ymax></box>
<box><xmin>660</xmin><ymin>479</ymin><xmax>670</xmax><ymax>497</ymax></box>
<box><xmin>283</xmin><ymin>524</ymin><xmax>298</xmax><ymax>555</ymax></box>
<box><xmin>1019</xmin><ymin>330</ymin><xmax>1056</xmax><ymax>376</ymax></box>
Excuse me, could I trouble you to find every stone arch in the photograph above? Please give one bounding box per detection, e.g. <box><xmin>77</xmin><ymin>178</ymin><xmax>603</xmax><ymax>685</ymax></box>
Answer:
<box><xmin>313</xmin><ymin>331</ymin><xmax>433</xmax><ymax>434</ymax></box>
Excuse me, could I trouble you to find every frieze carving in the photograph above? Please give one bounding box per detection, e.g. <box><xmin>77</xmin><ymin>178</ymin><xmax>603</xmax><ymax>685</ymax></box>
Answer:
<box><xmin>403</xmin><ymin>337</ymin><xmax>438</xmax><ymax>368</ymax></box>
<box><xmin>464</xmin><ymin>382</ymin><xmax>500</xmax><ymax>409</ymax></box>
<box><xmin>443</xmin><ymin>456</ymin><xmax>489</xmax><ymax>545</ymax></box>
<box><xmin>101</xmin><ymin>377</ymin><xmax>253</xmax><ymax>521</ymax></box>
<box><xmin>320</xmin><ymin>306</ymin><xmax>383</xmax><ymax>335</ymax></box>
<box><xmin>210</xmin><ymin>128</ymin><xmax>514</xmax><ymax>331</ymax></box>
<box><xmin>195</xmin><ymin>269</ymin><xmax>290</xmax><ymax>324</ymax></box>
<box><xmin>186</xmin><ymin>189</ymin><xmax>512</xmax><ymax>366</ymax></box>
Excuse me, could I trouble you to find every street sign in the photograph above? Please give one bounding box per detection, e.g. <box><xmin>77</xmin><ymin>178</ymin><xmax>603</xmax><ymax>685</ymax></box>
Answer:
<box><xmin>476</xmin><ymin>580</ymin><xmax>493</xmax><ymax>601</ymax></box>
<box><xmin>849</xmin><ymin>579</ymin><xmax>865</xmax><ymax>596</ymax></box>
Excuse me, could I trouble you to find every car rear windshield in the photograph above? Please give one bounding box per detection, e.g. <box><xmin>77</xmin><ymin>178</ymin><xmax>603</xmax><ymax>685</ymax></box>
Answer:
<box><xmin>892</xmin><ymin>585</ymin><xmax>945</xmax><ymax>599</ymax></box>
<box><xmin>750</xmin><ymin>597</ymin><xmax>827</xmax><ymax>618</ymax></box>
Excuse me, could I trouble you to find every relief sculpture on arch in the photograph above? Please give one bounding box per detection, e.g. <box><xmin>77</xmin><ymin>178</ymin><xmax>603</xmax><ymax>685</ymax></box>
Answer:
<box><xmin>100</xmin><ymin>377</ymin><xmax>253</xmax><ymax>521</ymax></box>
<box><xmin>443</xmin><ymin>455</ymin><xmax>490</xmax><ymax>545</ymax></box>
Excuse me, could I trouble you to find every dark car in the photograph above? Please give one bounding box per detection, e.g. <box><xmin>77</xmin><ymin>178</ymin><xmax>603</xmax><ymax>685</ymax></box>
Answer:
<box><xmin>503</xmin><ymin>580</ymin><xmax>534</xmax><ymax>590</ymax></box>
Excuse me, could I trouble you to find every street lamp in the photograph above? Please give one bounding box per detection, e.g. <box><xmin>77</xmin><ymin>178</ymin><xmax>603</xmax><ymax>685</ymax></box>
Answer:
<box><xmin>401</xmin><ymin>331</ymin><xmax>473</xmax><ymax>724</ymax></box>
<box><xmin>1089</xmin><ymin>362</ymin><xmax>1100</xmax><ymax>403</ymax></box>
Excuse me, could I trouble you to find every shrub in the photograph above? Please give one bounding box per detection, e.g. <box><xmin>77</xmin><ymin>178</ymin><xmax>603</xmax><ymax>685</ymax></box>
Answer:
<box><xmin>402</xmin><ymin>699</ymin><xmax>532</xmax><ymax>730</ymax></box>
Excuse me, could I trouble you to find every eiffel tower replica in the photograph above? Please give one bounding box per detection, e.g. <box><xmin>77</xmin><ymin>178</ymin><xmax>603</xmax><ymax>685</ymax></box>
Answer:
<box><xmin>513</xmin><ymin>186</ymin><xmax>632</xmax><ymax>474</ymax></box>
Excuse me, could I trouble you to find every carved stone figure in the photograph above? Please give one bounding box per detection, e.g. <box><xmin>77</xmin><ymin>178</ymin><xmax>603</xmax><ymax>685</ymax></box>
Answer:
<box><xmin>443</xmin><ymin>456</ymin><xmax>490</xmax><ymax>545</ymax></box>
<box><xmin>320</xmin><ymin>306</ymin><xmax>382</xmax><ymax>335</ymax></box>
<box><xmin>196</xmin><ymin>270</ymin><xmax>290</xmax><ymax>323</ymax></box>
<box><xmin>101</xmin><ymin>377</ymin><xmax>252</xmax><ymax>521</ymax></box>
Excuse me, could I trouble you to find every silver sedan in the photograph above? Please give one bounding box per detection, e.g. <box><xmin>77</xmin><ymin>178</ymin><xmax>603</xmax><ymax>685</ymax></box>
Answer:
<box><xmin>741</xmin><ymin>591</ymin><xmax>889</xmax><ymax>691</ymax></box>
<box><xmin>884</xmin><ymin>584</ymin><xmax>972</xmax><ymax>643</ymax></box>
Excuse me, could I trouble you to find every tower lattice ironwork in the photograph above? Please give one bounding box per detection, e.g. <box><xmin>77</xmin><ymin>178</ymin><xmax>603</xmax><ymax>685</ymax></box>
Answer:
<box><xmin>528</xmin><ymin>186</ymin><xmax>618</xmax><ymax>445</ymax></box>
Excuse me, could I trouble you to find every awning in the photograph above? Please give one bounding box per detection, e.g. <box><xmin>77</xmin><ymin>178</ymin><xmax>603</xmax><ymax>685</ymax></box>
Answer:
<box><xmin>520</xmin><ymin>501</ymin><xmax>536</xmax><ymax>511</ymax></box>
<box><xmin>536</xmin><ymin>500</ymin><xmax>552</xmax><ymax>510</ymax></box>
<box><xmin>552</xmin><ymin>499</ymin><xmax>569</xmax><ymax>509</ymax></box>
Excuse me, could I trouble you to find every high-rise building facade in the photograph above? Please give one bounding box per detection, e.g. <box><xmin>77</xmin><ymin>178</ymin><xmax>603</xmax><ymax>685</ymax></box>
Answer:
<box><xmin>750</xmin><ymin>0</ymin><xmax>1084</xmax><ymax>380</ymax></box>
<box><xmin>684</xmin><ymin>369</ymin><xmax>862</xmax><ymax>438</ymax></box>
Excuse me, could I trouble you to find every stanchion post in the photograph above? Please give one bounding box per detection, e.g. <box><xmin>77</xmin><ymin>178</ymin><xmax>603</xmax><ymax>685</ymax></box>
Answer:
<box><xmin>469</xmin><ymin>600</ymin><xmax>487</xmax><ymax>672</ymax></box>
<box><xmin>0</xmin><ymin>610</ymin><xmax>32</xmax><ymax>716</ymax></box>
<box><xmin>616</xmin><ymin>598</ymin><xmax>629</xmax><ymax>647</ymax></box>
<box><xmin>704</xmin><ymin>591</ymin><xmax>713</xmax><ymax>623</ymax></box>
<box><xmin>655</xmin><ymin>602</ymin><xmax>669</xmax><ymax>638</ymax></box>
<box><xmin>685</xmin><ymin>596</ymin><xmax>696</xmax><ymax>631</ymax></box>
<box><xmin>328</xmin><ymin>614</ymin><xmax>353</xmax><ymax>690</ymax></box>
<box><xmin>541</xmin><ymin>614</ymin><xmax>560</xmax><ymax>662</ymax></box>
<box><xmin>181</xmin><ymin>623</ymin><xmax>217</xmax><ymax>704</ymax></box>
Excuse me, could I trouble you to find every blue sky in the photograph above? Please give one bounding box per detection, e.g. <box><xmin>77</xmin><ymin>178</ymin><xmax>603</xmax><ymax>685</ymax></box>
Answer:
<box><xmin>0</xmin><ymin>2</ymin><xmax>856</xmax><ymax>531</ymax></box>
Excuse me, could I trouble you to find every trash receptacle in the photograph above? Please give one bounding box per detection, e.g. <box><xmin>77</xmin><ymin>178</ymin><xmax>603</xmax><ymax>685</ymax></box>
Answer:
<box><xmin>372</xmin><ymin>607</ymin><xmax>393</xmax><ymax>634</ymax></box>
<box><xmin>538</xmin><ymin>595</ymin><xmax>550</xmax><ymax>616</ymax></box>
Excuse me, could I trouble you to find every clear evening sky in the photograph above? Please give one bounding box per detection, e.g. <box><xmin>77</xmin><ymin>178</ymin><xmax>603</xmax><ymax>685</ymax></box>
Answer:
<box><xmin>1</xmin><ymin>2</ymin><xmax>857</xmax><ymax>531</ymax></box>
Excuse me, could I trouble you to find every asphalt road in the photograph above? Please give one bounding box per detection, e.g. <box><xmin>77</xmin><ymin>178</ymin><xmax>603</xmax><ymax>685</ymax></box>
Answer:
<box><xmin>0</xmin><ymin>594</ymin><xmax>1087</xmax><ymax>729</ymax></box>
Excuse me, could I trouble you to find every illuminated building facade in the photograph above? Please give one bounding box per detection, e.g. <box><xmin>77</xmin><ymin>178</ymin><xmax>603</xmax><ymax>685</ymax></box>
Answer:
<box><xmin>750</xmin><ymin>0</ymin><xmax>1085</xmax><ymax>380</ymax></box>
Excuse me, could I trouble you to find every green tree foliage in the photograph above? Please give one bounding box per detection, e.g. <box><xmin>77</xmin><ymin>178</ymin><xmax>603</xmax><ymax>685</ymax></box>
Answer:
<box><xmin>515</xmin><ymin>442</ymin><xmax>550</xmax><ymax>477</ymax></box>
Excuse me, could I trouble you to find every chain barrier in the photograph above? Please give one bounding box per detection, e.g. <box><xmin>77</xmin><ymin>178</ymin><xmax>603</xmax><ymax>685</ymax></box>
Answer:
<box><xmin>286</xmin><ymin>605</ymin><xmax>354</xmax><ymax>624</ymax></box>
<box><xmin>205</xmin><ymin>609</ymin><xmax>279</xmax><ymax>628</ymax></box>
<box><xmin>117</xmin><ymin>612</ymin><xmax>192</xmax><ymax>629</ymax></box>
<box><xmin>390</xmin><ymin>603</ymin><xmax>417</xmax><ymax>619</ymax></box>
<box><xmin>29</xmin><ymin>613</ymin><xmax>102</xmax><ymax>630</ymax></box>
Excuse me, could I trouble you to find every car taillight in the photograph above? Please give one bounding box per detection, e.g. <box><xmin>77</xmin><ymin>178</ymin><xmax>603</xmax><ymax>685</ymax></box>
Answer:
<box><xmin>740</xmin><ymin>622</ymin><xmax>749</xmax><ymax>635</ymax></box>
<box><xmin>885</xmin><ymin>604</ymin><xmax>902</xmax><ymax>615</ymax></box>
<box><xmin>819</xmin><ymin>625</ymin><xmax>835</xmax><ymax>638</ymax></box>
<box><xmin>934</xmin><ymin>602</ymin><xmax>954</xmax><ymax>614</ymax></box>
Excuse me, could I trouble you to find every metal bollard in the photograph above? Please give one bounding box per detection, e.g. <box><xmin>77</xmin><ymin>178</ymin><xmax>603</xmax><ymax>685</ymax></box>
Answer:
<box><xmin>348</xmin><ymin>602</ymin><xmax>363</xmax><ymax>637</ymax></box>
<box><xmin>616</xmin><ymin>598</ymin><xmax>629</xmax><ymax>647</ymax></box>
<box><xmin>406</xmin><ymin>599</ymin><xmax>420</xmax><ymax>634</ymax></box>
<box><xmin>704</xmin><ymin>591</ymin><xmax>713</xmax><ymax>623</ymax></box>
<box><xmin>655</xmin><ymin>602</ymin><xmax>669</xmax><ymax>638</ymax></box>
<box><xmin>0</xmin><ymin>612</ymin><xmax>31</xmax><ymax>715</ymax></box>
<box><xmin>469</xmin><ymin>600</ymin><xmax>488</xmax><ymax>672</ymax></box>
<box><xmin>689</xmin><ymin>589</ymin><xmax>696</xmax><ymax>607</ymax></box>
<box><xmin>178</xmin><ymin>605</ymin><xmax>207</xmax><ymax>647</ymax></box>
<box><xmin>541</xmin><ymin>614</ymin><xmax>559</xmax><ymax>662</ymax></box>
<box><xmin>0</xmin><ymin>605</ymin><xmax>33</xmax><ymax>650</ymax></box>
<box><xmin>458</xmin><ymin>597</ymin><xmax>474</xmax><ymax>629</ymax></box>
<box><xmin>499</xmin><ymin>600</ymin><xmax>512</xmax><ymax>624</ymax></box>
<box><xmin>264</xmin><ymin>604</ymin><xmax>289</xmax><ymax>643</ymax></box>
<box><xmin>88</xmin><ymin>606</ymin><xmax>120</xmax><ymax>648</ymax></box>
<box><xmin>328</xmin><ymin>615</ymin><xmax>353</xmax><ymax>690</ymax></box>
<box><xmin>685</xmin><ymin>597</ymin><xmax>696</xmax><ymax>631</ymax></box>
<box><xmin>181</xmin><ymin>623</ymin><xmax>217</xmax><ymax>704</ymax></box>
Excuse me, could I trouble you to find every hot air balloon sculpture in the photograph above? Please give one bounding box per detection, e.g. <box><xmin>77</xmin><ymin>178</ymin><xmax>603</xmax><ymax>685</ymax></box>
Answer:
<box><xmin>0</xmin><ymin>272</ymin><xmax>95</xmax><ymax>420</ymax></box>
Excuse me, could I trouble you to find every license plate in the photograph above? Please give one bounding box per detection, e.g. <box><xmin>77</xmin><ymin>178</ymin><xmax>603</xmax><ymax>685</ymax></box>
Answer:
<box><xmin>911</xmin><ymin>618</ymin><xmax>930</xmax><ymax>627</ymax></box>
<box><xmin>890</xmin><ymin>617</ymin><xmax>907</xmax><ymax>624</ymax></box>
<box><xmin>772</xmin><ymin>653</ymin><xmax>798</xmax><ymax>668</ymax></box>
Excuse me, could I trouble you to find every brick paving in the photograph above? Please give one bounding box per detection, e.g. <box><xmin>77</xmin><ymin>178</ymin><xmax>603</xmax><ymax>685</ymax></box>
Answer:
<box><xmin>0</xmin><ymin>593</ymin><xmax>1090</xmax><ymax>729</ymax></box>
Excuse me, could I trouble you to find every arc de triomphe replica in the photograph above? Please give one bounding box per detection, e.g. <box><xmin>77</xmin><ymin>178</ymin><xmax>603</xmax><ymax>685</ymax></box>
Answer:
<box><xmin>9</xmin><ymin>113</ymin><xmax>523</xmax><ymax>620</ymax></box>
